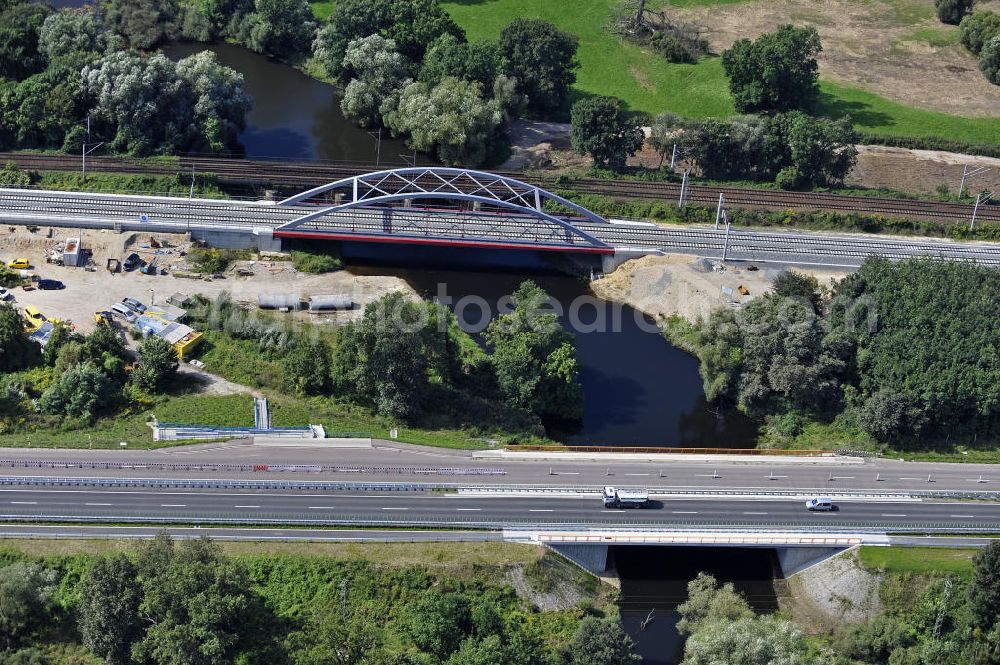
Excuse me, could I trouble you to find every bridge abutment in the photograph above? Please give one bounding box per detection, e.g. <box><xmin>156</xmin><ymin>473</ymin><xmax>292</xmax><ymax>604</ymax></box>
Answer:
<box><xmin>548</xmin><ymin>543</ymin><xmax>610</xmax><ymax>575</ymax></box>
<box><xmin>775</xmin><ymin>547</ymin><xmax>846</xmax><ymax>577</ymax></box>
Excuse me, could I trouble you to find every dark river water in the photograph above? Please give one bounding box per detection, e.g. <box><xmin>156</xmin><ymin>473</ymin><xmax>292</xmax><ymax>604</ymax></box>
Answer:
<box><xmin>616</xmin><ymin>547</ymin><xmax>779</xmax><ymax>665</ymax></box>
<box><xmin>163</xmin><ymin>42</ymin><xmax>422</xmax><ymax>164</ymax></box>
<box><xmin>343</xmin><ymin>247</ymin><xmax>756</xmax><ymax>448</ymax></box>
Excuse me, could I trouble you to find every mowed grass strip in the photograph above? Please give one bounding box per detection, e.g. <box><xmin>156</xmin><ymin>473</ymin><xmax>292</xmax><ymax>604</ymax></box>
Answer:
<box><xmin>440</xmin><ymin>0</ymin><xmax>1000</xmax><ymax>143</ymax></box>
<box><xmin>858</xmin><ymin>546</ymin><xmax>978</xmax><ymax>577</ymax></box>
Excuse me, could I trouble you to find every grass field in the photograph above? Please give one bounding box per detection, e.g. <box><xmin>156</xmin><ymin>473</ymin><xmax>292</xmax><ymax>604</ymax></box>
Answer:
<box><xmin>858</xmin><ymin>546</ymin><xmax>978</xmax><ymax>577</ymax></box>
<box><xmin>440</xmin><ymin>0</ymin><xmax>1000</xmax><ymax>144</ymax></box>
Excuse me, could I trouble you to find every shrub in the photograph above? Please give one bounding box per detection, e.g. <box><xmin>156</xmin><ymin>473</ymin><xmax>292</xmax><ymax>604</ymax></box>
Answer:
<box><xmin>935</xmin><ymin>0</ymin><xmax>974</xmax><ymax>25</ymax></box>
<box><xmin>291</xmin><ymin>250</ymin><xmax>341</xmax><ymax>274</ymax></box>
<box><xmin>570</xmin><ymin>96</ymin><xmax>644</xmax><ymax>171</ymax></box>
<box><xmin>980</xmin><ymin>35</ymin><xmax>1000</xmax><ymax>84</ymax></box>
<box><xmin>960</xmin><ymin>10</ymin><xmax>1000</xmax><ymax>54</ymax></box>
<box><xmin>649</xmin><ymin>32</ymin><xmax>696</xmax><ymax>63</ymax></box>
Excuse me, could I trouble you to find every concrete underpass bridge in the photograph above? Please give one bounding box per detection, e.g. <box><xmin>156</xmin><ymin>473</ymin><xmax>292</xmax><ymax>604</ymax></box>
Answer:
<box><xmin>507</xmin><ymin>529</ymin><xmax>887</xmax><ymax>579</ymax></box>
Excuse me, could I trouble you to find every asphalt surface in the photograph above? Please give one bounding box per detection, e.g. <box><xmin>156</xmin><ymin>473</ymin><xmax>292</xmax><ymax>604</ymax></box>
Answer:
<box><xmin>4</xmin><ymin>188</ymin><xmax>1000</xmax><ymax>266</ymax></box>
<box><xmin>1</xmin><ymin>442</ymin><xmax>998</xmax><ymax>493</ymax></box>
<box><xmin>1</xmin><ymin>485</ymin><xmax>999</xmax><ymax>531</ymax></box>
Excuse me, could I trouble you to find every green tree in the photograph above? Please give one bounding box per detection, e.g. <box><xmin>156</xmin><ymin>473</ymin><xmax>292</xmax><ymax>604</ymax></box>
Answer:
<box><xmin>0</xmin><ymin>563</ymin><xmax>57</xmax><ymax>650</ymax></box>
<box><xmin>293</xmin><ymin>602</ymin><xmax>385</xmax><ymax>665</ymax></box>
<box><xmin>0</xmin><ymin>2</ymin><xmax>52</xmax><ymax>81</ymax></box>
<box><xmin>676</xmin><ymin>573</ymin><xmax>754</xmax><ymax>636</ymax></box>
<box><xmin>340</xmin><ymin>35</ymin><xmax>412</xmax><ymax>128</ymax></box>
<box><xmin>175</xmin><ymin>51</ymin><xmax>251</xmax><ymax>153</ymax></box>
<box><xmin>484</xmin><ymin>281</ymin><xmax>583</xmax><ymax>423</ymax></box>
<box><xmin>285</xmin><ymin>338</ymin><xmax>331</xmax><ymax>395</ymax></box>
<box><xmin>38</xmin><ymin>362</ymin><xmax>114</xmax><ymax>419</ymax></box>
<box><xmin>38</xmin><ymin>8</ymin><xmax>109</xmax><ymax>66</ymax></box>
<box><xmin>333</xmin><ymin>292</ymin><xmax>432</xmax><ymax>419</ymax></box>
<box><xmin>566</xmin><ymin>617</ymin><xmax>639</xmax><ymax>665</ymax></box>
<box><xmin>971</xmin><ymin>541</ymin><xmax>1000</xmax><ymax>628</ymax></box>
<box><xmin>78</xmin><ymin>553</ymin><xmax>143</xmax><ymax>665</ymax></box>
<box><xmin>1</xmin><ymin>68</ymin><xmax>82</xmax><ymax>149</ymax></box>
<box><xmin>133</xmin><ymin>537</ymin><xmax>263</xmax><ymax>665</ymax></box>
<box><xmin>960</xmin><ymin>10</ymin><xmax>1000</xmax><ymax>54</ymax></box>
<box><xmin>936</xmin><ymin>0</ymin><xmax>975</xmax><ymax>25</ymax></box>
<box><xmin>101</xmin><ymin>0</ymin><xmax>180</xmax><ymax>49</ymax></box>
<box><xmin>82</xmin><ymin>50</ymin><xmax>249</xmax><ymax>156</ymax></box>
<box><xmin>721</xmin><ymin>25</ymin><xmax>822</xmax><ymax>112</ymax></box>
<box><xmin>0</xmin><ymin>303</ymin><xmax>41</xmax><ymax>372</ymax></box>
<box><xmin>771</xmin><ymin>270</ymin><xmax>821</xmax><ymax>312</ymax></box>
<box><xmin>682</xmin><ymin>615</ymin><xmax>818</xmax><ymax>665</ymax></box>
<box><xmin>570</xmin><ymin>96</ymin><xmax>644</xmax><ymax>171</ymax></box>
<box><xmin>419</xmin><ymin>34</ymin><xmax>503</xmax><ymax>91</ymax></box>
<box><xmin>499</xmin><ymin>19</ymin><xmax>579</xmax><ymax>117</ymax></box>
<box><xmin>42</xmin><ymin>324</ymin><xmax>79</xmax><ymax>366</ymax></box>
<box><xmin>385</xmin><ymin>77</ymin><xmax>502</xmax><ymax>166</ymax></box>
<box><xmin>0</xmin><ymin>382</ymin><xmax>26</xmax><ymax>418</ymax></box>
<box><xmin>400</xmin><ymin>590</ymin><xmax>472</xmax><ymax>660</ymax></box>
<box><xmin>980</xmin><ymin>35</ymin><xmax>1000</xmax><ymax>84</ymax></box>
<box><xmin>238</xmin><ymin>0</ymin><xmax>315</xmax><ymax>61</ymax></box>
<box><xmin>132</xmin><ymin>334</ymin><xmax>179</xmax><ymax>393</ymax></box>
<box><xmin>312</xmin><ymin>0</ymin><xmax>463</xmax><ymax>79</ymax></box>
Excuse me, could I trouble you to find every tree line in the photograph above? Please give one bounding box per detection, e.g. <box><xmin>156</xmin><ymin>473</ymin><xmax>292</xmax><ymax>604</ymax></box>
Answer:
<box><xmin>676</xmin><ymin>258</ymin><xmax>1000</xmax><ymax>448</ymax></box>
<box><xmin>189</xmin><ymin>281</ymin><xmax>583</xmax><ymax>436</ymax></box>
<box><xmin>0</xmin><ymin>533</ymin><xmax>640</xmax><ymax>665</ymax></box>
<box><xmin>0</xmin><ymin>0</ymin><xmax>251</xmax><ymax>156</ymax></box>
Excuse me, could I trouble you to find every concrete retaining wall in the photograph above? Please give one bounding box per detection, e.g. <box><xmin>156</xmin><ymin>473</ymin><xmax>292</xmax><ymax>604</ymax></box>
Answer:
<box><xmin>253</xmin><ymin>437</ymin><xmax>372</xmax><ymax>448</ymax></box>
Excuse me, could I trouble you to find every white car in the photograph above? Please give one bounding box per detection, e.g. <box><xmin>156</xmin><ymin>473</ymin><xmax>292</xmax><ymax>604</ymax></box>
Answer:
<box><xmin>805</xmin><ymin>497</ymin><xmax>834</xmax><ymax>511</ymax></box>
<box><xmin>0</xmin><ymin>287</ymin><xmax>11</xmax><ymax>301</ymax></box>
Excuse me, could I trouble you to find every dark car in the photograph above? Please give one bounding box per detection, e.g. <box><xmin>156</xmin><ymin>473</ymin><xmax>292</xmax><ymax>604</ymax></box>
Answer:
<box><xmin>123</xmin><ymin>253</ymin><xmax>143</xmax><ymax>271</ymax></box>
<box><xmin>37</xmin><ymin>279</ymin><xmax>65</xmax><ymax>290</ymax></box>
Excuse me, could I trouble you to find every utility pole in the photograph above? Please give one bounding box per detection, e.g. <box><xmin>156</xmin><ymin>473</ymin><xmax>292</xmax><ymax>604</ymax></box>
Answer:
<box><xmin>959</xmin><ymin>164</ymin><xmax>990</xmax><ymax>198</ymax></box>
<box><xmin>971</xmin><ymin>190</ymin><xmax>994</xmax><ymax>231</ymax></box>
<box><xmin>715</xmin><ymin>193</ymin><xmax>725</xmax><ymax>229</ymax></box>
<box><xmin>399</xmin><ymin>150</ymin><xmax>417</xmax><ymax>167</ymax></box>
<box><xmin>188</xmin><ymin>163</ymin><xmax>195</xmax><ymax>199</ymax></box>
<box><xmin>368</xmin><ymin>128</ymin><xmax>382</xmax><ymax>167</ymax></box>
<box><xmin>721</xmin><ymin>213</ymin><xmax>732</xmax><ymax>262</ymax></box>
<box><xmin>669</xmin><ymin>143</ymin><xmax>679</xmax><ymax>171</ymax></box>
<box><xmin>678</xmin><ymin>169</ymin><xmax>690</xmax><ymax>207</ymax></box>
<box><xmin>81</xmin><ymin>114</ymin><xmax>103</xmax><ymax>181</ymax></box>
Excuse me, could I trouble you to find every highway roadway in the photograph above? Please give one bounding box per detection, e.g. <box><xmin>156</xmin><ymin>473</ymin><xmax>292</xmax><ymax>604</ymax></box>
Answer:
<box><xmin>2</xmin><ymin>442</ymin><xmax>999</xmax><ymax>493</ymax></box>
<box><xmin>0</xmin><ymin>484</ymin><xmax>999</xmax><ymax>532</ymax></box>
<box><xmin>3</xmin><ymin>188</ymin><xmax>1000</xmax><ymax>266</ymax></box>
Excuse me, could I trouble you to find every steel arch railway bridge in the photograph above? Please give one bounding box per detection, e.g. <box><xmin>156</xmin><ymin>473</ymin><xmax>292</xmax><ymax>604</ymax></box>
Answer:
<box><xmin>2</xmin><ymin>166</ymin><xmax>1000</xmax><ymax>268</ymax></box>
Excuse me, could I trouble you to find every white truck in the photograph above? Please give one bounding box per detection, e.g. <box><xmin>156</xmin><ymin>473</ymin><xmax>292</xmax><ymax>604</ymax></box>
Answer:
<box><xmin>603</xmin><ymin>486</ymin><xmax>650</xmax><ymax>509</ymax></box>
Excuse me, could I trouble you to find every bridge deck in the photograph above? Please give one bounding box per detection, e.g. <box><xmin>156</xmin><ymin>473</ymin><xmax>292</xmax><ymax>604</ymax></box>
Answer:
<box><xmin>3</xmin><ymin>188</ymin><xmax>1000</xmax><ymax>266</ymax></box>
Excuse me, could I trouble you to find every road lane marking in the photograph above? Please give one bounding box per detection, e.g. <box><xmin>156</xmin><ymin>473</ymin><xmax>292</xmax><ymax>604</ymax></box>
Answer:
<box><xmin>381</xmin><ymin>507</ymin><xmax>408</xmax><ymax>511</ymax></box>
<box><xmin>234</xmin><ymin>505</ymin><xmax>260</xmax><ymax>508</ymax></box>
<box><xmin>160</xmin><ymin>504</ymin><xmax>186</xmax><ymax>507</ymax></box>
<box><xmin>882</xmin><ymin>513</ymin><xmax>907</xmax><ymax>517</ymax></box>
<box><xmin>529</xmin><ymin>509</ymin><xmax>553</xmax><ymax>512</ymax></box>
<box><xmin>308</xmin><ymin>506</ymin><xmax>336</xmax><ymax>510</ymax></box>
<box><xmin>624</xmin><ymin>473</ymin><xmax>650</xmax><ymax>476</ymax></box>
<box><xmin>899</xmin><ymin>477</ymin><xmax>923</xmax><ymax>481</ymax></box>
<box><xmin>743</xmin><ymin>511</ymin><xmax>768</xmax><ymax>515</ymax></box>
<box><xmin>672</xmin><ymin>511</ymin><xmax>697</xmax><ymax>514</ymax></box>
<box><xmin>455</xmin><ymin>508</ymin><xmax>481</xmax><ymax>511</ymax></box>
<box><xmin>10</xmin><ymin>501</ymin><xmax>36</xmax><ymax>505</ymax></box>
<box><xmin>85</xmin><ymin>503</ymin><xmax>111</xmax><ymax>506</ymax></box>
<box><xmin>951</xmin><ymin>514</ymin><xmax>976</xmax><ymax>518</ymax></box>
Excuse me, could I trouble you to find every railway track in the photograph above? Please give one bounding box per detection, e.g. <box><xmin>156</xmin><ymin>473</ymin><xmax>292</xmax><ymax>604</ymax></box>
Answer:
<box><xmin>2</xmin><ymin>151</ymin><xmax>997</xmax><ymax>225</ymax></box>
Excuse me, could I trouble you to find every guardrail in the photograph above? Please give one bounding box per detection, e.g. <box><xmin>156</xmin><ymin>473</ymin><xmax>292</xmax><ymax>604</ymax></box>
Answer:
<box><xmin>1</xmin><ymin>475</ymin><xmax>999</xmax><ymax>500</ymax></box>
<box><xmin>0</xmin><ymin>461</ymin><xmax>506</xmax><ymax>476</ymax></box>
<box><xmin>0</xmin><ymin>512</ymin><xmax>998</xmax><ymax>535</ymax></box>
